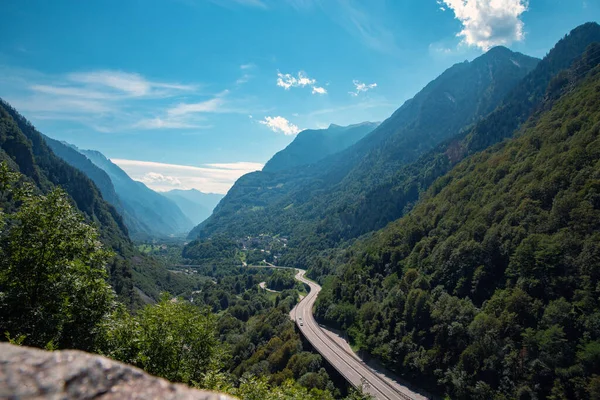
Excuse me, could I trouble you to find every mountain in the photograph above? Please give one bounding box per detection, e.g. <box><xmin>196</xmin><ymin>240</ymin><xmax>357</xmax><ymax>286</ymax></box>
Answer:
<box><xmin>299</xmin><ymin>21</ymin><xmax>600</xmax><ymax>272</ymax></box>
<box><xmin>79</xmin><ymin>149</ymin><xmax>194</xmax><ymax>238</ymax></box>
<box><xmin>314</xmin><ymin>42</ymin><xmax>600</xmax><ymax>399</ymax></box>
<box><xmin>162</xmin><ymin>189</ymin><xmax>224</xmax><ymax>225</ymax></box>
<box><xmin>0</xmin><ymin>102</ymin><xmax>232</xmax><ymax>308</ymax></box>
<box><xmin>262</xmin><ymin>122</ymin><xmax>379</xmax><ymax>172</ymax></box>
<box><xmin>43</xmin><ymin>136</ymin><xmax>123</xmax><ymax>214</ymax></box>
<box><xmin>0</xmin><ymin>99</ymin><xmax>135</xmax><ymax>303</ymax></box>
<box><xmin>189</xmin><ymin>45</ymin><xmax>540</xmax><ymax>246</ymax></box>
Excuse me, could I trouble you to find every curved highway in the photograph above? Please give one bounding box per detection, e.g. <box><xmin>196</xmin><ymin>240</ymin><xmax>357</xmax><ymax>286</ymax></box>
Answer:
<box><xmin>290</xmin><ymin>268</ymin><xmax>427</xmax><ymax>400</ymax></box>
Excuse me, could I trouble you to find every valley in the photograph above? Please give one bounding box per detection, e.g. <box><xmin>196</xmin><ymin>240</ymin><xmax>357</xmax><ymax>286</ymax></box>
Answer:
<box><xmin>1</xmin><ymin>7</ymin><xmax>600</xmax><ymax>400</ymax></box>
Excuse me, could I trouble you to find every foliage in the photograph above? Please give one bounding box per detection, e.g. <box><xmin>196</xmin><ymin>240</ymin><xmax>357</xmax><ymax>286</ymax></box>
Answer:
<box><xmin>99</xmin><ymin>295</ymin><xmax>221</xmax><ymax>385</ymax></box>
<box><xmin>190</xmin><ymin>23</ymin><xmax>600</xmax><ymax>283</ymax></box>
<box><xmin>314</xmin><ymin>61</ymin><xmax>600</xmax><ymax>398</ymax></box>
<box><xmin>183</xmin><ymin>235</ymin><xmax>239</xmax><ymax>263</ymax></box>
<box><xmin>0</xmin><ymin>163</ymin><xmax>114</xmax><ymax>350</ymax></box>
<box><xmin>267</xmin><ymin>269</ymin><xmax>297</xmax><ymax>291</ymax></box>
<box><xmin>0</xmin><ymin>99</ymin><xmax>136</xmax><ymax>304</ymax></box>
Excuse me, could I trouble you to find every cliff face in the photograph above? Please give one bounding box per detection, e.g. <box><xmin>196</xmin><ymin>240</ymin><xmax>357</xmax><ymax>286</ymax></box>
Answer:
<box><xmin>0</xmin><ymin>343</ymin><xmax>235</xmax><ymax>400</ymax></box>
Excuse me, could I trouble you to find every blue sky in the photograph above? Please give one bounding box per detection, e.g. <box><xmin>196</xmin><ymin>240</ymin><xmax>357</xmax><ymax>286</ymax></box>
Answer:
<box><xmin>0</xmin><ymin>0</ymin><xmax>597</xmax><ymax>193</ymax></box>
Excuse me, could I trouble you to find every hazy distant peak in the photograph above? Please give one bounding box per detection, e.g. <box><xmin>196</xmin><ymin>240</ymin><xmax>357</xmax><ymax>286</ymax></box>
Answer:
<box><xmin>326</xmin><ymin>121</ymin><xmax>378</xmax><ymax>131</ymax></box>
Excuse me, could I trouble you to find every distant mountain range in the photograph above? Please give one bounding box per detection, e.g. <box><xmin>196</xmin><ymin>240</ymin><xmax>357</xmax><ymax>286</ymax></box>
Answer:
<box><xmin>162</xmin><ymin>189</ymin><xmax>223</xmax><ymax>226</ymax></box>
<box><xmin>44</xmin><ymin>139</ymin><xmax>222</xmax><ymax>239</ymax></box>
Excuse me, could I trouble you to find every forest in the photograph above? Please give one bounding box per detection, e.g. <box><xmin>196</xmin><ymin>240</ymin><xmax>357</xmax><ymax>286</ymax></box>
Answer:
<box><xmin>313</xmin><ymin>45</ymin><xmax>600</xmax><ymax>399</ymax></box>
<box><xmin>2</xmin><ymin>16</ymin><xmax>600</xmax><ymax>400</ymax></box>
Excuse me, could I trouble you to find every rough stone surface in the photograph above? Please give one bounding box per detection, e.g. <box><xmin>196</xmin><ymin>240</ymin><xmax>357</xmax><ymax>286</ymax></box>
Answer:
<box><xmin>0</xmin><ymin>343</ymin><xmax>236</xmax><ymax>400</ymax></box>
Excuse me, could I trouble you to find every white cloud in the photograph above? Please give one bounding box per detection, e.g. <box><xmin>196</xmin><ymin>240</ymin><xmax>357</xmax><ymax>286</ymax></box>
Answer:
<box><xmin>259</xmin><ymin>116</ymin><xmax>301</xmax><ymax>135</ymax></box>
<box><xmin>139</xmin><ymin>172</ymin><xmax>183</xmax><ymax>186</ymax></box>
<box><xmin>240</xmin><ymin>63</ymin><xmax>256</xmax><ymax>70</ymax></box>
<box><xmin>440</xmin><ymin>0</ymin><xmax>528</xmax><ymax>50</ymax></box>
<box><xmin>277</xmin><ymin>71</ymin><xmax>316</xmax><ymax>89</ymax></box>
<box><xmin>276</xmin><ymin>71</ymin><xmax>327</xmax><ymax>95</ymax></box>
<box><xmin>111</xmin><ymin>159</ymin><xmax>264</xmax><ymax>194</ymax></box>
<box><xmin>349</xmin><ymin>80</ymin><xmax>377</xmax><ymax>96</ymax></box>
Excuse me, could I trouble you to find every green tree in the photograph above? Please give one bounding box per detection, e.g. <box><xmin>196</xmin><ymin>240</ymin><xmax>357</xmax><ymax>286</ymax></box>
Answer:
<box><xmin>100</xmin><ymin>295</ymin><xmax>222</xmax><ymax>385</ymax></box>
<box><xmin>0</xmin><ymin>163</ymin><xmax>114</xmax><ymax>350</ymax></box>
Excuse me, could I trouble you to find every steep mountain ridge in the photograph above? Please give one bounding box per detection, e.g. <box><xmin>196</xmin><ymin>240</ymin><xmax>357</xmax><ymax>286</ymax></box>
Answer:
<box><xmin>43</xmin><ymin>136</ymin><xmax>123</xmax><ymax>213</ymax></box>
<box><xmin>190</xmin><ymin>46</ymin><xmax>540</xmax><ymax>246</ymax></box>
<box><xmin>263</xmin><ymin>121</ymin><xmax>379</xmax><ymax>172</ymax></box>
<box><xmin>299</xmin><ymin>22</ymin><xmax>600</xmax><ymax>270</ymax></box>
<box><xmin>314</xmin><ymin>45</ymin><xmax>600</xmax><ymax>399</ymax></box>
<box><xmin>80</xmin><ymin>150</ymin><xmax>194</xmax><ymax>238</ymax></box>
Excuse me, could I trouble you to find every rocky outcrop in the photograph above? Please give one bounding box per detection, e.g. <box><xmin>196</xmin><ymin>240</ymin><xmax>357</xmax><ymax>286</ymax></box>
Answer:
<box><xmin>0</xmin><ymin>343</ymin><xmax>236</xmax><ymax>399</ymax></box>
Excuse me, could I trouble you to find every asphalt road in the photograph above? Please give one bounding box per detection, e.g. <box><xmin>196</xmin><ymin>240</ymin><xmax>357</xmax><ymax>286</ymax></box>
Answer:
<box><xmin>290</xmin><ymin>268</ymin><xmax>427</xmax><ymax>400</ymax></box>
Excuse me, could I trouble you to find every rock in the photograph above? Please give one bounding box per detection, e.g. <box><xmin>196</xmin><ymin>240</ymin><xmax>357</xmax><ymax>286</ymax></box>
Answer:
<box><xmin>0</xmin><ymin>343</ymin><xmax>236</xmax><ymax>400</ymax></box>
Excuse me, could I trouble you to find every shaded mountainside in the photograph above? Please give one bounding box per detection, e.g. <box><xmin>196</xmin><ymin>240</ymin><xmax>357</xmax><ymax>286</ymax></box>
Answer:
<box><xmin>263</xmin><ymin>122</ymin><xmax>379</xmax><ymax>173</ymax></box>
<box><xmin>43</xmin><ymin>136</ymin><xmax>123</xmax><ymax>213</ymax></box>
<box><xmin>0</xmin><ymin>100</ymin><xmax>207</xmax><ymax>307</ymax></box>
<box><xmin>314</xmin><ymin>46</ymin><xmax>600</xmax><ymax>399</ymax></box>
<box><xmin>190</xmin><ymin>45</ymin><xmax>539</xmax><ymax>247</ymax></box>
<box><xmin>302</xmin><ymin>22</ymin><xmax>600</xmax><ymax>273</ymax></box>
<box><xmin>163</xmin><ymin>189</ymin><xmax>223</xmax><ymax>226</ymax></box>
<box><xmin>0</xmin><ymin>99</ymin><xmax>135</xmax><ymax>302</ymax></box>
<box><xmin>80</xmin><ymin>149</ymin><xmax>194</xmax><ymax>238</ymax></box>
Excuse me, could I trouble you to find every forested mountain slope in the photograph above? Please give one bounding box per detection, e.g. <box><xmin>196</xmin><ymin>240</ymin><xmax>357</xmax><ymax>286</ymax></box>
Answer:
<box><xmin>0</xmin><ymin>100</ymin><xmax>204</xmax><ymax>306</ymax></box>
<box><xmin>80</xmin><ymin>149</ymin><xmax>193</xmax><ymax>238</ymax></box>
<box><xmin>191</xmin><ymin>46</ymin><xmax>539</xmax><ymax>250</ymax></box>
<box><xmin>44</xmin><ymin>135</ymin><xmax>121</xmax><ymax>209</ymax></box>
<box><xmin>301</xmin><ymin>22</ymin><xmax>600</xmax><ymax>273</ymax></box>
<box><xmin>314</xmin><ymin>46</ymin><xmax>600</xmax><ymax>400</ymax></box>
<box><xmin>263</xmin><ymin>122</ymin><xmax>378</xmax><ymax>173</ymax></box>
<box><xmin>0</xmin><ymin>99</ymin><xmax>135</xmax><ymax>302</ymax></box>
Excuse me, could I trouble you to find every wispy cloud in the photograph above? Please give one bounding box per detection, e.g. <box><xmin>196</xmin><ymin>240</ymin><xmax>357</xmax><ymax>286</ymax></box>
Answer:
<box><xmin>312</xmin><ymin>86</ymin><xmax>327</xmax><ymax>95</ymax></box>
<box><xmin>133</xmin><ymin>117</ymin><xmax>213</xmax><ymax>130</ymax></box>
<box><xmin>168</xmin><ymin>97</ymin><xmax>226</xmax><ymax>116</ymax></box>
<box><xmin>67</xmin><ymin>70</ymin><xmax>196</xmax><ymax>97</ymax></box>
<box><xmin>259</xmin><ymin>116</ymin><xmax>301</xmax><ymax>135</ymax></box>
<box><xmin>203</xmin><ymin>1</ymin><xmax>399</xmax><ymax>55</ymax></box>
<box><xmin>439</xmin><ymin>0</ymin><xmax>528</xmax><ymax>50</ymax></box>
<box><xmin>111</xmin><ymin>158</ymin><xmax>263</xmax><ymax>193</ymax></box>
<box><xmin>208</xmin><ymin>0</ymin><xmax>268</xmax><ymax>9</ymax></box>
<box><xmin>349</xmin><ymin>80</ymin><xmax>377</xmax><ymax>96</ymax></box>
<box><xmin>236</xmin><ymin>63</ymin><xmax>255</xmax><ymax>85</ymax></box>
<box><xmin>0</xmin><ymin>66</ymin><xmax>247</xmax><ymax>132</ymax></box>
<box><xmin>328</xmin><ymin>1</ymin><xmax>401</xmax><ymax>55</ymax></box>
<box><xmin>236</xmin><ymin>74</ymin><xmax>252</xmax><ymax>85</ymax></box>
